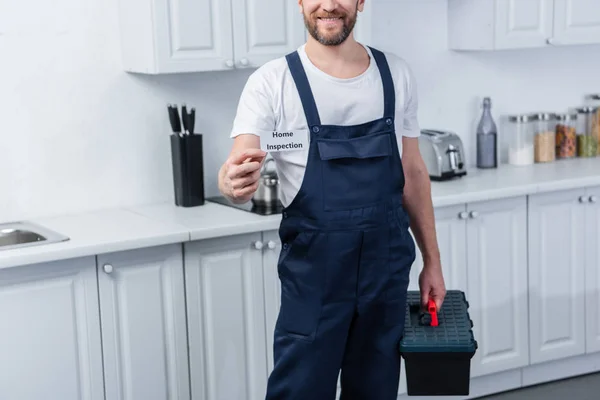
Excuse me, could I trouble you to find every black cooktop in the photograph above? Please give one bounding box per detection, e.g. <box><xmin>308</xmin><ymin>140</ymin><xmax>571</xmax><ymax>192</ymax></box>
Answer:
<box><xmin>207</xmin><ymin>196</ymin><xmax>283</xmax><ymax>216</ymax></box>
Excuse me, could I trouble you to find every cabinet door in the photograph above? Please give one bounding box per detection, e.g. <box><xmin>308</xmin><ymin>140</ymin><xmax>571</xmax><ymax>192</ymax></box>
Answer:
<box><xmin>585</xmin><ymin>186</ymin><xmax>600</xmax><ymax>353</ymax></box>
<box><xmin>552</xmin><ymin>0</ymin><xmax>600</xmax><ymax>46</ymax></box>
<box><xmin>185</xmin><ymin>233</ymin><xmax>268</xmax><ymax>400</ymax></box>
<box><xmin>528</xmin><ymin>189</ymin><xmax>586</xmax><ymax>364</ymax></box>
<box><xmin>408</xmin><ymin>204</ymin><xmax>468</xmax><ymax>292</ymax></box>
<box><xmin>151</xmin><ymin>0</ymin><xmax>234</xmax><ymax>73</ymax></box>
<box><xmin>467</xmin><ymin>196</ymin><xmax>529</xmax><ymax>377</ymax></box>
<box><xmin>0</xmin><ymin>257</ymin><xmax>104</xmax><ymax>400</ymax></box>
<box><xmin>494</xmin><ymin>0</ymin><xmax>554</xmax><ymax>49</ymax></box>
<box><xmin>97</xmin><ymin>244</ymin><xmax>190</xmax><ymax>400</ymax></box>
<box><xmin>262</xmin><ymin>230</ymin><xmax>282</xmax><ymax>375</ymax></box>
<box><xmin>231</xmin><ymin>0</ymin><xmax>305</xmax><ymax>69</ymax></box>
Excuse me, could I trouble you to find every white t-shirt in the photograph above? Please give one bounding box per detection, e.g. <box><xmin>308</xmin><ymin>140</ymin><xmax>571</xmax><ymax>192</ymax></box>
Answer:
<box><xmin>230</xmin><ymin>43</ymin><xmax>421</xmax><ymax>207</ymax></box>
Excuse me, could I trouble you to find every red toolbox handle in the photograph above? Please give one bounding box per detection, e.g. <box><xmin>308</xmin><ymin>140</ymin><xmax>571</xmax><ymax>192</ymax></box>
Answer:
<box><xmin>427</xmin><ymin>299</ymin><xmax>439</xmax><ymax>326</ymax></box>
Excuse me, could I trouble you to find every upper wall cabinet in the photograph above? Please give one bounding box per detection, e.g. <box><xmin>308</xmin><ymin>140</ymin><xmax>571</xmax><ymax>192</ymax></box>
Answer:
<box><xmin>448</xmin><ymin>0</ymin><xmax>600</xmax><ymax>50</ymax></box>
<box><xmin>118</xmin><ymin>0</ymin><xmax>306</xmax><ymax>73</ymax></box>
<box><xmin>552</xmin><ymin>0</ymin><xmax>600</xmax><ymax>46</ymax></box>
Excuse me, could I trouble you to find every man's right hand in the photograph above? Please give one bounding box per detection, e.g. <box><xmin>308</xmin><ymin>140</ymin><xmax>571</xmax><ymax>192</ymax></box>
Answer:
<box><xmin>220</xmin><ymin>148</ymin><xmax>267</xmax><ymax>203</ymax></box>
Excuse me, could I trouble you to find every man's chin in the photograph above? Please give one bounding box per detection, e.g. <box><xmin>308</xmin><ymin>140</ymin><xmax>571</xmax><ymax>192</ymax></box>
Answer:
<box><xmin>310</xmin><ymin>28</ymin><xmax>351</xmax><ymax>46</ymax></box>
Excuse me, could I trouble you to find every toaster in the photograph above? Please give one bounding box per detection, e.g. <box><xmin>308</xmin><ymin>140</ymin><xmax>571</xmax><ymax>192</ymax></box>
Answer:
<box><xmin>418</xmin><ymin>129</ymin><xmax>467</xmax><ymax>181</ymax></box>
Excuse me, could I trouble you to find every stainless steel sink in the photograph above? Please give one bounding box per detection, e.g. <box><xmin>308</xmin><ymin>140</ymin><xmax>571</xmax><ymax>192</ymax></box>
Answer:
<box><xmin>0</xmin><ymin>221</ymin><xmax>69</xmax><ymax>251</ymax></box>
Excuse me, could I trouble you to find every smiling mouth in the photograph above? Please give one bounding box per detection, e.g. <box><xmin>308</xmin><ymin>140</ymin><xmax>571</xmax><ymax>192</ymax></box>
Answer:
<box><xmin>317</xmin><ymin>16</ymin><xmax>343</xmax><ymax>25</ymax></box>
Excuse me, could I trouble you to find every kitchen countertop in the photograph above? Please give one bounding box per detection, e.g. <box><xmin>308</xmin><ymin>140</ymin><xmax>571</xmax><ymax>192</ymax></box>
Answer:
<box><xmin>2</xmin><ymin>157</ymin><xmax>600</xmax><ymax>270</ymax></box>
<box><xmin>430</xmin><ymin>157</ymin><xmax>600</xmax><ymax>207</ymax></box>
<box><xmin>0</xmin><ymin>208</ymin><xmax>191</xmax><ymax>270</ymax></box>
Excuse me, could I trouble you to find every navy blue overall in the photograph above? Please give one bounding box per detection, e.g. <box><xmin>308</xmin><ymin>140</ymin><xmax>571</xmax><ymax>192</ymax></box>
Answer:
<box><xmin>265</xmin><ymin>47</ymin><xmax>416</xmax><ymax>400</ymax></box>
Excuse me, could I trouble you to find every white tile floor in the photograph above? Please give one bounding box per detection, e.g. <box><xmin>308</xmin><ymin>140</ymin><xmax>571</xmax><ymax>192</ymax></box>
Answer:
<box><xmin>478</xmin><ymin>372</ymin><xmax>600</xmax><ymax>400</ymax></box>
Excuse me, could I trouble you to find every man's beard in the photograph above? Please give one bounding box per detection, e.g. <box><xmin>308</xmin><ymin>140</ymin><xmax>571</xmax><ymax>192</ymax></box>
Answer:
<box><xmin>303</xmin><ymin>7</ymin><xmax>358</xmax><ymax>46</ymax></box>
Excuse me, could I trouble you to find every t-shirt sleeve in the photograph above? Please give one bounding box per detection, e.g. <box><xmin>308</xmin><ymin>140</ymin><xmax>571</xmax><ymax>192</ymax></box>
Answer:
<box><xmin>230</xmin><ymin>69</ymin><xmax>275</xmax><ymax>138</ymax></box>
<box><xmin>400</xmin><ymin>63</ymin><xmax>421</xmax><ymax>138</ymax></box>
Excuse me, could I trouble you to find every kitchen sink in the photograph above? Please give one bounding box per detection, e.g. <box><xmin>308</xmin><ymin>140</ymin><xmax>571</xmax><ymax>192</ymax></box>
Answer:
<box><xmin>0</xmin><ymin>221</ymin><xmax>69</xmax><ymax>251</ymax></box>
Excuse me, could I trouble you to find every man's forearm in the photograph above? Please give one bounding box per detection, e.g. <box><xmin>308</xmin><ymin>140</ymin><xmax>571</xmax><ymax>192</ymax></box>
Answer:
<box><xmin>402</xmin><ymin>162</ymin><xmax>441</xmax><ymax>266</ymax></box>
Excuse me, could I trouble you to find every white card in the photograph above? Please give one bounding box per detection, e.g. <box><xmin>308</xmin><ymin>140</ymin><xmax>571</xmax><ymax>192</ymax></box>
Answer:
<box><xmin>260</xmin><ymin>129</ymin><xmax>309</xmax><ymax>153</ymax></box>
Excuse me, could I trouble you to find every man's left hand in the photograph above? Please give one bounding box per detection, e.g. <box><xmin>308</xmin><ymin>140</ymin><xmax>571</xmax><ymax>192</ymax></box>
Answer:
<box><xmin>419</xmin><ymin>262</ymin><xmax>446</xmax><ymax>311</ymax></box>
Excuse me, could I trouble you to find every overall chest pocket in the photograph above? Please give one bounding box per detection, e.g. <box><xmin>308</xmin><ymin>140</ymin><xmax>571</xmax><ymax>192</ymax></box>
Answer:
<box><xmin>317</xmin><ymin>131</ymin><xmax>394</xmax><ymax>211</ymax></box>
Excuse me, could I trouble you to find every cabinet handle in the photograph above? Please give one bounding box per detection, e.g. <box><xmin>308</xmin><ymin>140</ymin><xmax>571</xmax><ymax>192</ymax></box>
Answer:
<box><xmin>469</xmin><ymin>211</ymin><xmax>479</xmax><ymax>219</ymax></box>
<box><xmin>103</xmin><ymin>264</ymin><xmax>113</xmax><ymax>274</ymax></box>
<box><xmin>252</xmin><ymin>241</ymin><xmax>263</xmax><ymax>250</ymax></box>
<box><xmin>225</xmin><ymin>60</ymin><xmax>234</xmax><ymax>68</ymax></box>
<box><xmin>579</xmin><ymin>196</ymin><xmax>588</xmax><ymax>203</ymax></box>
<box><xmin>458</xmin><ymin>211</ymin><xmax>468</xmax><ymax>220</ymax></box>
<box><xmin>267</xmin><ymin>240</ymin><xmax>276</xmax><ymax>249</ymax></box>
<box><xmin>590</xmin><ymin>195</ymin><xmax>598</xmax><ymax>203</ymax></box>
<box><xmin>240</xmin><ymin>58</ymin><xmax>249</xmax><ymax>66</ymax></box>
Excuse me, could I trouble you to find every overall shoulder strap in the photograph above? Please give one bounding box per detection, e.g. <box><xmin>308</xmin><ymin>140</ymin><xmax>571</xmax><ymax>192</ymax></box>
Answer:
<box><xmin>368</xmin><ymin>47</ymin><xmax>396</xmax><ymax>120</ymax></box>
<box><xmin>285</xmin><ymin>51</ymin><xmax>322</xmax><ymax>128</ymax></box>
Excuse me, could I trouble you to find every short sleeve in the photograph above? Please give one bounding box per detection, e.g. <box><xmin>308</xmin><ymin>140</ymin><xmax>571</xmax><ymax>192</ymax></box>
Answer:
<box><xmin>400</xmin><ymin>63</ymin><xmax>420</xmax><ymax>138</ymax></box>
<box><xmin>230</xmin><ymin>69</ymin><xmax>275</xmax><ymax>138</ymax></box>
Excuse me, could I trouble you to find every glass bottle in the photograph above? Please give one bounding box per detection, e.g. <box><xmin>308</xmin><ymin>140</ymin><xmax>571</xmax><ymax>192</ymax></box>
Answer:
<box><xmin>555</xmin><ymin>113</ymin><xmax>577</xmax><ymax>159</ymax></box>
<box><xmin>476</xmin><ymin>97</ymin><xmax>498</xmax><ymax>168</ymax></box>
<box><xmin>507</xmin><ymin>114</ymin><xmax>533</xmax><ymax>166</ymax></box>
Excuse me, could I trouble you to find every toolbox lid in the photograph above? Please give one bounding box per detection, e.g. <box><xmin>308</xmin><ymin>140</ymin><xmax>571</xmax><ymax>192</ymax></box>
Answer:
<box><xmin>399</xmin><ymin>290</ymin><xmax>478</xmax><ymax>354</ymax></box>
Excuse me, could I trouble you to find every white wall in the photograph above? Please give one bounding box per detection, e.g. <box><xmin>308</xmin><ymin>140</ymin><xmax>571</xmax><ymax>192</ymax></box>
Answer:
<box><xmin>0</xmin><ymin>0</ymin><xmax>255</xmax><ymax>222</ymax></box>
<box><xmin>2</xmin><ymin>0</ymin><xmax>600</xmax><ymax>222</ymax></box>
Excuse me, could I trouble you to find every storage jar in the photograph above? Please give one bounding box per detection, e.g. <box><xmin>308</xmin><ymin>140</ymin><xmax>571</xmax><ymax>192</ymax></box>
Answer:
<box><xmin>507</xmin><ymin>114</ymin><xmax>533</xmax><ymax>166</ymax></box>
<box><xmin>533</xmin><ymin>113</ymin><xmax>556</xmax><ymax>163</ymax></box>
<box><xmin>555</xmin><ymin>113</ymin><xmax>577</xmax><ymax>159</ymax></box>
<box><xmin>588</xmin><ymin>95</ymin><xmax>600</xmax><ymax>155</ymax></box>
<box><xmin>576</xmin><ymin>107</ymin><xmax>598</xmax><ymax>158</ymax></box>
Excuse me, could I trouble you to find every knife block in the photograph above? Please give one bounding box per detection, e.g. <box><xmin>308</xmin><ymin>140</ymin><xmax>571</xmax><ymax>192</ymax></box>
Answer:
<box><xmin>170</xmin><ymin>133</ymin><xmax>205</xmax><ymax>207</ymax></box>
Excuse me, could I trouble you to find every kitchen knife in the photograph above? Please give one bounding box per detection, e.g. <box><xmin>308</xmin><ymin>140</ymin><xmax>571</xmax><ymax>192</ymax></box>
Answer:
<box><xmin>189</xmin><ymin>107</ymin><xmax>195</xmax><ymax>134</ymax></box>
<box><xmin>174</xmin><ymin>104</ymin><xmax>182</xmax><ymax>134</ymax></box>
<box><xmin>181</xmin><ymin>104</ymin><xmax>189</xmax><ymax>134</ymax></box>
<box><xmin>167</xmin><ymin>104</ymin><xmax>180</xmax><ymax>135</ymax></box>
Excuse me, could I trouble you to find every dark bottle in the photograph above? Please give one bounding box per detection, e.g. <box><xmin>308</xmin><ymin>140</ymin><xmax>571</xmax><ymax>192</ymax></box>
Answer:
<box><xmin>476</xmin><ymin>97</ymin><xmax>498</xmax><ymax>168</ymax></box>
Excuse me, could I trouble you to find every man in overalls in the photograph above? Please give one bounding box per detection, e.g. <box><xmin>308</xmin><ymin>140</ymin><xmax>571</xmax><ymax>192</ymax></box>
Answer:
<box><xmin>218</xmin><ymin>0</ymin><xmax>446</xmax><ymax>398</ymax></box>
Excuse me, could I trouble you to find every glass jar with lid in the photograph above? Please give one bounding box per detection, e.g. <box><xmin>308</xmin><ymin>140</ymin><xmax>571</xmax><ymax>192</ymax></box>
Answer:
<box><xmin>533</xmin><ymin>112</ymin><xmax>556</xmax><ymax>163</ymax></box>
<box><xmin>507</xmin><ymin>114</ymin><xmax>533</xmax><ymax>166</ymax></box>
<box><xmin>575</xmin><ymin>107</ymin><xmax>598</xmax><ymax>157</ymax></box>
<box><xmin>588</xmin><ymin>95</ymin><xmax>600</xmax><ymax>155</ymax></box>
<box><xmin>555</xmin><ymin>113</ymin><xmax>577</xmax><ymax>159</ymax></box>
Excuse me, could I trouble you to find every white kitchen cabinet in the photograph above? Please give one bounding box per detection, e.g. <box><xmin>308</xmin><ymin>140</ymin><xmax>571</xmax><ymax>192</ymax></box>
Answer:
<box><xmin>399</xmin><ymin>204</ymin><xmax>468</xmax><ymax>396</ymax></box>
<box><xmin>552</xmin><ymin>0</ymin><xmax>600</xmax><ymax>46</ymax></box>
<box><xmin>408</xmin><ymin>204</ymin><xmax>469</xmax><ymax>293</ymax></box>
<box><xmin>119</xmin><ymin>0</ymin><xmax>306</xmax><ymax>73</ymax></box>
<box><xmin>185</xmin><ymin>232</ymin><xmax>270</xmax><ymax>400</ymax></box>
<box><xmin>262</xmin><ymin>230</ymin><xmax>282</xmax><ymax>374</ymax></box>
<box><xmin>528</xmin><ymin>188</ymin><xmax>586</xmax><ymax>364</ymax></box>
<box><xmin>466</xmin><ymin>196</ymin><xmax>530</xmax><ymax>377</ymax></box>
<box><xmin>0</xmin><ymin>257</ymin><xmax>104</xmax><ymax>400</ymax></box>
<box><xmin>584</xmin><ymin>186</ymin><xmax>600</xmax><ymax>353</ymax></box>
<box><xmin>97</xmin><ymin>244</ymin><xmax>190</xmax><ymax>400</ymax></box>
<box><xmin>407</xmin><ymin>197</ymin><xmax>529</xmax><ymax>378</ymax></box>
<box><xmin>448</xmin><ymin>0</ymin><xmax>600</xmax><ymax>50</ymax></box>
<box><xmin>231</xmin><ymin>0</ymin><xmax>306</xmax><ymax>69</ymax></box>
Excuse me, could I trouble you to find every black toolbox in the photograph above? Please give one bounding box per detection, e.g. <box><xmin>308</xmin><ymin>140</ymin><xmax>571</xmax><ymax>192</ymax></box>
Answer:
<box><xmin>399</xmin><ymin>290</ymin><xmax>478</xmax><ymax>396</ymax></box>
